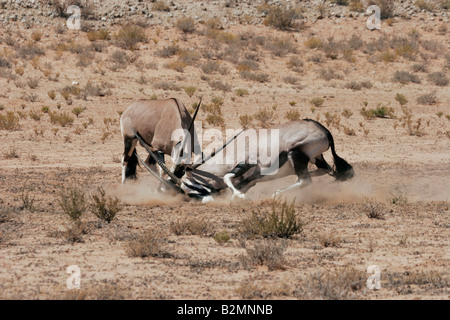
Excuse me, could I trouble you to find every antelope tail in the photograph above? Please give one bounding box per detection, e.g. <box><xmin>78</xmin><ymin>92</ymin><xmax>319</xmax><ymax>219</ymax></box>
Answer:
<box><xmin>327</xmin><ymin>132</ymin><xmax>354</xmax><ymax>181</ymax></box>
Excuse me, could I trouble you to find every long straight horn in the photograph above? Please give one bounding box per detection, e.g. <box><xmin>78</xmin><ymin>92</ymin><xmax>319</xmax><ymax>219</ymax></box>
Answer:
<box><xmin>178</xmin><ymin>97</ymin><xmax>202</xmax><ymax>160</ymax></box>
<box><xmin>192</xmin><ymin>127</ymin><xmax>246</xmax><ymax>170</ymax></box>
<box><xmin>133</xmin><ymin>129</ymin><xmax>183</xmax><ymax>186</ymax></box>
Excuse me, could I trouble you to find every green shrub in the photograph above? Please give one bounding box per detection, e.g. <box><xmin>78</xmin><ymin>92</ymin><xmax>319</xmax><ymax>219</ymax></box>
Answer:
<box><xmin>254</xmin><ymin>107</ymin><xmax>276</xmax><ymax>128</ymax></box>
<box><xmin>0</xmin><ymin>112</ymin><xmax>20</xmax><ymax>131</ymax></box>
<box><xmin>395</xmin><ymin>93</ymin><xmax>408</xmax><ymax>106</ymax></box>
<box><xmin>392</xmin><ymin>71</ymin><xmax>421</xmax><ymax>84</ymax></box>
<box><xmin>417</xmin><ymin>92</ymin><xmax>437</xmax><ymax>105</ymax></box>
<box><xmin>49</xmin><ymin>111</ymin><xmax>74</xmax><ymax>127</ymax></box>
<box><xmin>115</xmin><ymin>25</ymin><xmax>147</xmax><ymax>50</ymax></box>
<box><xmin>360</xmin><ymin>106</ymin><xmax>395</xmax><ymax>119</ymax></box>
<box><xmin>428</xmin><ymin>72</ymin><xmax>448</xmax><ymax>86</ymax></box>
<box><xmin>58</xmin><ymin>187</ymin><xmax>87</xmax><ymax>221</ymax></box>
<box><xmin>238</xmin><ymin>239</ymin><xmax>288</xmax><ymax>271</ymax></box>
<box><xmin>309</xmin><ymin>97</ymin><xmax>324</xmax><ymax>108</ymax></box>
<box><xmin>127</xmin><ymin>229</ymin><xmax>166</xmax><ymax>258</ymax></box>
<box><xmin>213</xmin><ymin>230</ymin><xmax>231</xmax><ymax>245</ymax></box>
<box><xmin>285</xmin><ymin>109</ymin><xmax>301</xmax><ymax>121</ymax></box>
<box><xmin>239</xmin><ymin>198</ymin><xmax>303</xmax><ymax>239</ymax></box>
<box><xmin>263</xmin><ymin>5</ymin><xmax>301</xmax><ymax>30</ymax></box>
<box><xmin>176</xmin><ymin>17</ymin><xmax>196</xmax><ymax>34</ymax></box>
<box><xmin>89</xmin><ymin>187</ymin><xmax>122</xmax><ymax>223</ymax></box>
<box><xmin>235</xmin><ymin>88</ymin><xmax>249</xmax><ymax>97</ymax></box>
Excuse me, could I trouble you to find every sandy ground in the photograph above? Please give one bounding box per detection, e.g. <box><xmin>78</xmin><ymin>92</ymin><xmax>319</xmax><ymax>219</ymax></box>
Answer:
<box><xmin>0</xmin><ymin>1</ymin><xmax>449</xmax><ymax>299</ymax></box>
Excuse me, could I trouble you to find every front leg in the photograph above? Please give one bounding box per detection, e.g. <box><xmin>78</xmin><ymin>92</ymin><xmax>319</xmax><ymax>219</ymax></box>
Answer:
<box><xmin>223</xmin><ymin>163</ymin><xmax>257</xmax><ymax>200</ymax></box>
<box><xmin>224</xmin><ymin>173</ymin><xmax>246</xmax><ymax>200</ymax></box>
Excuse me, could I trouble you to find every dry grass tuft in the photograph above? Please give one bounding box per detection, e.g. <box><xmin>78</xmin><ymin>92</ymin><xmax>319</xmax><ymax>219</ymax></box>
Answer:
<box><xmin>127</xmin><ymin>229</ymin><xmax>170</xmax><ymax>258</ymax></box>
<box><xmin>238</xmin><ymin>239</ymin><xmax>288</xmax><ymax>271</ymax></box>
<box><xmin>239</xmin><ymin>198</ymin><xmax>303</xmax><ymax>239</ymax></box>
<box><xmin>115</xmin><ymin>25</ymin><xmax>147</xmax><ymax>50</ymax></box>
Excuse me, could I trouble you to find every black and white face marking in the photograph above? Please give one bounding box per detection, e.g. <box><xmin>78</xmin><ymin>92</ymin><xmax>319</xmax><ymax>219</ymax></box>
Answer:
<box><xmin>181</xmin><ymin>179</ymin><xmax>212</xmax><ymax>197</ymax></box>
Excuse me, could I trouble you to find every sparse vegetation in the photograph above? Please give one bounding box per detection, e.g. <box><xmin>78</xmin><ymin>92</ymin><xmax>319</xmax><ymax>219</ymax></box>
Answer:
<box><xmin>304</xmin><ymin>37</ymin><xmax>323</xmax><ymax>49</ymax></box>
<box><xmin>239</xmin><ymin>114</ymin><xmax>253</xmax><ymax>128</ymax></box>
<box><xmin>395</xmin><ymin>93</ymin><xmax>408</xmax><ymax>106</ymax></box>
<box><xmin>127</xmin><ymin>229</ymin><xmax>169</xmax><ymax>258</ymax></box>
<box><xmin>417</xmin><ymin>92</ymin><xmax>437</xmax><ymax>105</ymax></box>
<box><xmin>213</xmin><ymin>230</ymin><xmax>231</xmax><ymax>245</ymax></box>
<box><xmin>309</xmin><ymin>97</ymin><xmax>324</xmax><ymax>108</ymax></box>
<box><xmin>235</xmin><ymin>88</ymin><xmax>249</xmax><ymax>97</ymax></box>
<box><xmin>360</xmin><ymin>106</ymin><xmax>395</xmax><ymax>120</ymax></box>
<box><xmin>319</xmin><ymin>233</ymin><xmax>342</xmax><ymax>248</ymax></box>
<box><xmin>176</xmin><ymin>17</ymin><xmax>196</xmax><ymax>34</ymax></box>
<box><xmin>0</xmin><ymin>112</ymin><xmax>20</xmax><ymax>131</ymax></box>
<box><xmin>363</xmin><ymin>202</ymin><xmax>386</xmax><ymax>220</ymax></box>
<box><xmin>238</xmin><ymin>239</ymin><xmax>288</xmax><ymax>271</ymax></box>
<box><xmin>428</xmin><ymin>72</ymin><xmax>448</xmax><ymax>86</ymax></box>
<box><xmin>115</xmin><ymin>25</ymin><xmax>147</xmax><ymax>50</ymax></box>
<box><xmin>170</xmin><ymin>217</ymin><xmax>212</xmax><ymax>237</ymax></box>
<box><xmin>183</xmin><ymin>86</ymin><xmax>197</xmax><ymax>98</ymax></box>
<box><xmin>47</xmin><ymin>90</ymin><xmax>56</xmax><ymax>100</ymax></box>
<box><xmin>297</xmin><ymin>268</ymin><xmax>366</xmax><ymax>299</ymax></box>
<box><xmin>152</xmin><ymin>1</ymin><xmax>170</xmax><ymax>12</ymax></box>
<box><xmin>49</xmin><ymin>111</ymin><xmax>74</xmax><ymax>127</ymax></box>
<box><xmin>262</xmin><ymin>4</ymin><xmax>303</xmax><ymax>31</ymax></box>
<box><xmin>345</xmin><ymin>81</ymin><xmax>372</xmax><ymax>91</ymax></box>
<box><xmin>342</xmin><ymin>109</ymin><xmax>353</xmax><ymax>119</ymax></box>
<box><xmin>285</xmin><ymin>109</ymin><xmax>301</xmax><ymax>121</ymax></box>
<box><xmin>0</xmin><ymin>0</ymin><xmax>448</xmax><ymax>300</ymax></box>
<box><xmin>239</xmin><ymin>198</ymin><xmax>303</xmax><ymax>239</ymax></box>
<box><xmin>253</xmin><ymin>107</ymin><xmax>277</xmax><ymax>128</ymax></box>
<box><xmin>239</xmin><ymin>71</ymin><xmax>270</xmax><ymax>83</ymax></box>
<box><xmin>58</xmin><ymin>186</ymin><xmax>87</xmax><ymax>221</ymax></box>
<box><xmin>392</xmin><ymin>71</ymin><xmax>421</xmax><ymax>84</ymax></box>
<box><xmin>89</xmin><ymin>187</ymin><xmax>122</xmax><ymax>223</ymax></box>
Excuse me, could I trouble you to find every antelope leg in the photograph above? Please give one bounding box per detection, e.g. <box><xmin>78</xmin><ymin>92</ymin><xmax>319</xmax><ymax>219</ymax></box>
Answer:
<box><xmin>272</xmin><ymin>176</ymin><xmax>312</xmax><ymax>197</ymax></box>
<box><xmin>223</xmin><ymin>173</ymin><xmax>246</xmax><ymax>200</ymax></box>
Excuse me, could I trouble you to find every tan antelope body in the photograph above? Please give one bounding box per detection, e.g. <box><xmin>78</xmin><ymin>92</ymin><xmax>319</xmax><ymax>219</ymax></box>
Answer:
<box><xmin>120</xmin><ymin>98</ymin><xmax>200</xmax><ymax>184</ymax></box>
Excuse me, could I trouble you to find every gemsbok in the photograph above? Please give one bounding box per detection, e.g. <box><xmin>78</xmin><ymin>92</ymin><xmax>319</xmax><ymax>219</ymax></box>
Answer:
<box><xmin>120</xmin><ymin>98</ymin><xmax>202</xmax><ymax>186</ymax></box>
<box><xmin>176</xmin><ymin>119</ymin><xmax>354</xmax><ymax>202</ymax></box>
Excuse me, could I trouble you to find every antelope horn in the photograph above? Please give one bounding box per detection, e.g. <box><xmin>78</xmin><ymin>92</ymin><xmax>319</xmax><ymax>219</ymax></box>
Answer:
<box><xmin>192</xmin><ymin>127</ymin><xmax>247</xmax><ymax>170</ymax></box>
<box><xmin>133</xmin><ymin>129</ymin><xmax>183</xmax><ymax>186</ymax></box>
<box><xmin>176</xmin><ymin>97</ymin><xmax>202</xmax><ymax>163</ymax></box>
<box><xmin>135</xmin><ymin>151</ymin><xmax>180</xmax><ymax>192</ymax></box>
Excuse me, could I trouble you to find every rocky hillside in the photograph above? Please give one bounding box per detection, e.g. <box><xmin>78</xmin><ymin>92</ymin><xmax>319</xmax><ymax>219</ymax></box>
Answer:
<box><xmin>0</xmin><ymin>0</ymin><xmax>448</xmax><ymax>29</ymax></box>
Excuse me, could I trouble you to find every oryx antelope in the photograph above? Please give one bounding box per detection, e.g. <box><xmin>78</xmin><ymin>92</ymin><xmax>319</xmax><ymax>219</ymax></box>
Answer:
<box><xmin>178</xmin><ymin>119</ymin><xmax>354</xmax><ymax>202</ymax></box>
<box><xmin>120</xmin><ymin>98</ymin><xmax>201</xmax><ymax>185</ymax></box>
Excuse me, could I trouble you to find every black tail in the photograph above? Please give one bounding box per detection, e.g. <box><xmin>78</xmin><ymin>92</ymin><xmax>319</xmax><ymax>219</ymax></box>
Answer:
<box><xmin>327</xmin><ymin>133</ymin><xmax>354</xmax><ymax>181</ymax></box>
<box><xmin>306</xmin><ymin>118</ymin><xmax>354</xmax><ymax>181</ymax></box>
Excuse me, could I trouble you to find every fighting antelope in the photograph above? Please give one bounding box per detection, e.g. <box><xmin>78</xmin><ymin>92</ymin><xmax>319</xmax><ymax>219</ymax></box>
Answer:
<box><xmin>177</xmin><ymin>119</ymin><xmax>354</xmax><ymax>202</ymax></box>
<box><xmin>120</xmin><ymin>98</ymin><xmax>201</xmax><ymax>185</ymax></box>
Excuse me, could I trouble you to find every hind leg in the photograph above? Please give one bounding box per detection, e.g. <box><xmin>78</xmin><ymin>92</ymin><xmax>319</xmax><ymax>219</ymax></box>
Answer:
<box><xmin>273</xmin><ymin>150</ymin><xmax>311</xmax><ymax>196</ymax></box>
<box><xmin>309</xmin><ymin>154</ymin><xmax>333</xmax><ymax>177</ymax></box>
<box><xmin>122</xmin><ymin>138</ymin><xmax>138</xmax><ymax>184</ymax></box>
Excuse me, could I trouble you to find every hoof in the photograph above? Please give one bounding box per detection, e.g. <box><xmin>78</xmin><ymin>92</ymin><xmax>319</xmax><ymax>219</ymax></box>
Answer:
<box><xmin>231</xmin><ymin>192</ymin><xmax>246</xmax><ymax>201</ymax></box>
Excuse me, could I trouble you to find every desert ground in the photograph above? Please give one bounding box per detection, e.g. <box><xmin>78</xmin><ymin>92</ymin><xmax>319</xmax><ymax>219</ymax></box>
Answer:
<box><xmin>0</xmin><ymin>0</ymin><xmax>449</xmax><ymax>300</ymax></box>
